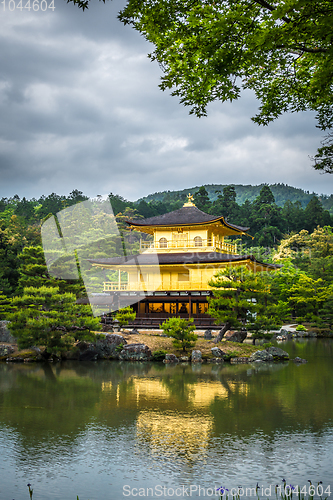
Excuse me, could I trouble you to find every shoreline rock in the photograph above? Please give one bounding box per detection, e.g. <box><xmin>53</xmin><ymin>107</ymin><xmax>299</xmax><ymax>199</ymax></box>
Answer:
<box><xmin>118</xmin><ymin>343</ymin><xmax>152</xmax><ymax>361</ymax></box>
<box><xmin>191</xmin><ymin>350</ymin><xmax>202</xmax><ymax>363</ymax></box>
<box><xmin>0</xmin><ymin>321</ymin><xmax>17</xmax><ymax>343</ymax></box>
<box><xmin>249</xmin><ymin>350</ymin><xmax>274</xmax><ymax>362</ymax></box>
<box><xmin>225</xmin><ymin>330</ymin><xmax>247</xmax><ymax>343</ymax></box>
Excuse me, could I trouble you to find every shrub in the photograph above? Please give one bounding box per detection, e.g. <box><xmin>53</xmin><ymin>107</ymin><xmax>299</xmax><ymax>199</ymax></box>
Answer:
<box><xmin>151</xmin><ymin>349</ymin><xmax>168</xmax><ymax>362</ymax></box>
<box><xmin>115</xmin><ymin>343</ymin><xmax>124</xmax><ymax>352</ymax></box>
<box><xmin>115</xmin><ymin>306</ymin><xmax>136</xmax><ymax>328</ymax></box>
<box><xmin>160</xmin><ymin>317</ymin><xmax>197</xmax><ymax>352</ymax></box>
<box><xmin>296</xmin><ymin>324</ymin><xmax>307</xmax><ymax>332</ymax></box>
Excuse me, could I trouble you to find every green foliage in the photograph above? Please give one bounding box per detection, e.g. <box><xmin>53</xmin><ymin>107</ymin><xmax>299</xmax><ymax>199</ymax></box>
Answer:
<box><xmin>138</xmin><ymin>183</ymin><xmax>333</xmax><ymax>214</ymax></box>
<box><xmin>17</xmin><ymin>245</ymin><xmax>83</xmax><ymax>297</ymax></box>
<box><xmin>115</xmin><ymin>306</ymin><xmax>136</xmax><ymax>328</ymax></box>
<box><xmin>296</xmin><ymin>324</ymin><xmax>307</xmax><ymax>332</ymax></box>
<box><xmin>160</xmin><ymin>317</ymin><xmax>197</xmax><ymax>352</ymax></box>
<box><xmin>115</xmin><ymin>343</ymin><xmax>124</xmax><ymax>352</ymax></box>
<box><xmin>0</xmin><ymin>212</ymin><xmax>41</xmax><ymax>295</ymax></box>
<box><xmin>319</xmin><ymin>292</ymin><xmax>333</xmax><ymax>329</ymax></box>
<box><xmin>94</xmin><ymin>333</ymin><xmax>106</xmax><ymax>340</ymax></box>
<box><xmin>0</xmin><ymin>290</ymin><xmax>12</xmax><ymax>319</ymax></box>
<box><xmin>194</xmin><ymin>186</ymin><xmax>211</xmax><ymax>212</ymax></box>
<box><xmin>104</xmin><ymin>0</ymin><xmax>333</xmax><ymax>170</ymax></box>
<box><xmin>151</xmin><ymin>349</ymin><xmax>168</xmax><ymax>361</ymax></box>
<box><xmin>208</xmin><ymin>265</ymin><xmax>265</xmax><ymax>329</ymax></box>
<box><xmin>8</xmin><ymin>286</ymin><xmax>100</xmax><ymax>355</ymax></box>
<box><xmin>211</xmin><ymin>186</ymin><xmax>238</xmax><ymax>221</ymax></box>
<box><xmin>288</xmin><ymin>274</ymin><xmax>330</xmax><ymax>317</ymax></box>
<box><xmin>248</xmin><ymin>316</ymin><xmax>281</xmax><ymax>338</ymax></box>
<box><xmin>209</xmin><ymin>265</ymin><xmax>290</xmax><ymax>333</ymax></box>
<box><xmin>313</xmin><ymin>132</ymin><xmax>333</xmax><ymax>173</ymax></box>
<box><xmin>223</xmin><ymin>351</ymin><xmax>241</xmax><ymax>361</ymax></box>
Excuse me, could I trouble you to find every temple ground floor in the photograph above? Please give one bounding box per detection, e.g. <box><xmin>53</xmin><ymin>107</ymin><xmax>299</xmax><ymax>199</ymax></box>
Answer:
<box><xmin>87</xmin><ymin>290</ymin><xmax>222</xmax><ymax>329</ymax></box>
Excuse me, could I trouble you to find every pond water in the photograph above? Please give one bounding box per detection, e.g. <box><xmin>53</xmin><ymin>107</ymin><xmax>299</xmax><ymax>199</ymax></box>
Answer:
<box><xmin>0</xmin><ymin>339</ymin><xmax>333</xmax><ymax>500</ymax></box>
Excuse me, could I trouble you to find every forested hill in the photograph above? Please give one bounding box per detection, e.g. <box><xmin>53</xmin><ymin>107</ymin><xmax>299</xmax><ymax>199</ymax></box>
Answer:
<box><xmin>137</xmin><ymin>183</ymin><xmax>333</xmax><ymax>213</ymax></box>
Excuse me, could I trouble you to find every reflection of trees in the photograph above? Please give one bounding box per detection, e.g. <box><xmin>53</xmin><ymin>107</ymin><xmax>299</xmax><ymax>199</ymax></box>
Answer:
<box><xmin>0</xmin><ymin>363</ymin><xmax>101</xmax><ymax>439</ymax></box>
<box><xmin>160</xmin><ymin>366</ymin><xmax>197</xmax><ymax>401</ymax></box>
<box><xmin>210</xmin><ymin>341</ymin><xmax>333</xmax><ymax>435</ymax></box>
<box><xmin>0</xmin><ymin>361</ymin><xmax>156</xmax><ymax>465</ymax></box>
<box><xmin>1</xmin><ymin>342</ymin><xmax>333</xmax><ymax>468</ymax></box>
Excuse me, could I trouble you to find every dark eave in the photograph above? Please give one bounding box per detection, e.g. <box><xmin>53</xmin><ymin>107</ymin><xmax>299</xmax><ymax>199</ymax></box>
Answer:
<box><xmin>126</xmin><ymin>205</ymin><xmax>249</xmax><ymax>233</ymax></box>
<box><xmin>88</xmin><ymin>252</ymin><xmax>280</xmax><ymax>269</ymax></box>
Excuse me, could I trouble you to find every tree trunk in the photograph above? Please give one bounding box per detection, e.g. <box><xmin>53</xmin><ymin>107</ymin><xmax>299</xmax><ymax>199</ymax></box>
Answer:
<box><xmin>213</xmin><ymin>322</ymin><xmax>230</xmax><ymax>343</ymax></box>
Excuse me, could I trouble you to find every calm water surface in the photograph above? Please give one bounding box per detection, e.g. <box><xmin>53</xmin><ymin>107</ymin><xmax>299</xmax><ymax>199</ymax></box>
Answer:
<box><xmin>0</xmin><ymin>339</ymin><xmax>332</xmax><ymax>500</ymax></box>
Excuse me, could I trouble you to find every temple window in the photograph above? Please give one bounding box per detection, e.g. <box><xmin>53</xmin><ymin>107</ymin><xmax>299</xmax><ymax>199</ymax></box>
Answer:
<box><xmin>178</xmin><ymin>271</ymin><xmax>190</xmax><ymax>281</ymax></box>
<box><xmin>159</xmin><ymin>237</ymin><xmax>168</xmax><ymax>248</ymax></box>
<box><xmin>194</xmin><ymin>236</ymin><xmax>203</xmax><ymax>247</ymax></box>
<box><xmin>172</xmin><ymin>232</ymin><xmax>188</xmax><ymax>247</ymax></box>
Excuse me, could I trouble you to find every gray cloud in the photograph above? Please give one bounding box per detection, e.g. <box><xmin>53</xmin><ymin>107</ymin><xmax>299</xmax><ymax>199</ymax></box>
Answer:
<box><xmin>0</xmin><ymin>0</ymin><xmax>331</xmax><ymax>201</ymax></box>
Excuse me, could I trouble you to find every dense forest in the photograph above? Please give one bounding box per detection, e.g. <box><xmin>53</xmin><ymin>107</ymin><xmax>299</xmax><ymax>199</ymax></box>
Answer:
<box><xmin>1</xmin><ymin>184</ymin><xmax>333</xmax><ymax>353</ymax></box>
<box><xmin>138</xmin><ymin>183</ymin><xmax>333</xmax><ymax>213</ymax></box>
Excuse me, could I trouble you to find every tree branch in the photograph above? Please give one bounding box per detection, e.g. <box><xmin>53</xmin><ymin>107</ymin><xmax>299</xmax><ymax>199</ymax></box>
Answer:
<box><xmin>254</xmin><ymin>0</ymin><xmax>291</xmax><ymax>23</ymax></box>
<box><xmin>276</xmin><ymin>44</ymin><xmax>327</xmax><ymax>54</ymax></box>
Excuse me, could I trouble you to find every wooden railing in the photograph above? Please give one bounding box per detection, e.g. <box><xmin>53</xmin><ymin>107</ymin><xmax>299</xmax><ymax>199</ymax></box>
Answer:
<box><xmin>140</xmin><ymin>239</ymin><xmax>236</xmax><ymax>254</ymax></box>
<box><xmin>103</xmin><ymin>281</ymin><xmax>213</xmax><ymax>292</ymax></box>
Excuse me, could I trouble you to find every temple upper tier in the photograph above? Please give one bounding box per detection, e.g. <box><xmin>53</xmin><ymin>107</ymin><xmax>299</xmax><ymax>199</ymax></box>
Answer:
<box><xmin>128</xmin><ymin>196</ymin><xmax>250</xmax><ymax>254</ymax></box>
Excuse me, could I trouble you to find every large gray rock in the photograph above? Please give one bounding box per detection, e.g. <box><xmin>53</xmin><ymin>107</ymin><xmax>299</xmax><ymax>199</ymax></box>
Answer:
<box><xmin>305</xmin><ymin>331</ymin><xmax>317</xmax><ymax>337</ymax></box>
<box><xmin>119</xmin><ymin>343</ymin><xmax>151</xmax><ymax>361</ymax></box>
<box><xmin>77</xmin><ymin>334</ymin><xmax>127</xmax><ymax>361</ymax></box>
<box><xmin>211</xmin><ymin>347</ymin><xmax>225</xmax><ymax>358</ymax></box>
<box><xmin>266</xmin><ymin>346</ymin><xmax>289</xmax><ymax>360</ymax></box>
<box><xmin>225</xmin><ymin>330</ymin><xmax>247</xmax><ymax>343</ymax></box>
<box><xmin>191</xmin><ymin>350</ymin><xmax>202</xmax><ymax>363</ymax></box>
<box><xmin>249</xmin><ymin>350</ymin><xmax>274</xmax><ymax>362</ymax></box>
<box><xmin>0</xmin><ymin>344</ymin><xmax>15</xmax><ymax>357</ymax></box>
<box><xmin>0</xmin><ymin>321</ymin><xmax>16</xmax><ymax>343</ymax></box>
<box><xmin>130</xmin><ymin>328</ymin><xmax>140</xmax><ymax>335</ymax></box>
<box><xmin>94</xmin><ymin>334</ymin><xmax>127</xmax><ymax>359</ymax></box>
<box><xmin>77</xmin><ymin>342</ymin><xmax>99</xmax><ymax>361</ymax></box>
<box><xmin>204</xmin><ymin>330</ymin><xmax>213</xmax><ymax>339</ymax></box>
<box><xmin>280</xmin><ymin>328</ymin><xmax>294</xmax><ymax>339</ymax></box>
<box><xmin>163</xmin><ymin>353</ymin><xmax>179</xmax><ymax>363</ymax></box>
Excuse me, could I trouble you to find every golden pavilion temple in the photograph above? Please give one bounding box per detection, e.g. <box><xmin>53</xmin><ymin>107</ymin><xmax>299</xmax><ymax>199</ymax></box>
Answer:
<box><xmin>89</xmin><ymin>195</ymin><xmax>277</xmax><ymax>327</ymax></box>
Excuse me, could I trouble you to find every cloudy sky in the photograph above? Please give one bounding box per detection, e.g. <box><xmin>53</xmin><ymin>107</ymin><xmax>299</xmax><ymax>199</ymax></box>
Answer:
<box><xmin>0</xmin><ymin>0</ymin><xmax>331</xmax><ymax>202</ymax></box>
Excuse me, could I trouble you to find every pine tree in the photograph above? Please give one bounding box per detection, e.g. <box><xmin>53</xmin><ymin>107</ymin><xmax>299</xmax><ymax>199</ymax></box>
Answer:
<box><xmin>17</xmin><ymin>245</ymin><xmax>83</xmax><ymax>296</ymax></box>
<box><xmin>304</xmin><ymin>196</ymin><xmax>332</xmax><ymax>231</ymax></box>
<box><xmin>209</xmin><ymin>265</ymin><xmax>286</xmax><ymax>341</ymax></box>
<box><xmin>319</xmin><ymin>291</ymin><xmax>333</xmax><ymax>329</ymax></box>
<box><xmin>161</xmin><ymin>317</ymin><xmax>197</xmax><ymax>352</ymax></box>
<box><xmin>9</xmin><ymin>286</ymin><xmax>101</xmax><ymax>356</ymax></box>
<box><xmin>194</xmin><ymin>186</ymin><xmax>211</xmax><ymax>212</ymax></box>
<box><xmin>288</xmin><ymin>274</ymin><xmax>329</xmax><ymax>320</ymax></box>
<box><xmin>208</xmin><ymin>266</ymin><xmax>261</xmax><ymax>341</ymax></box>
<box><xmin>0</xmin><ymin>290</ymin><xmax>12</xmax><ymax>320</ymax></box>
<box><xmin>115</xmin><ymin>306</ymin><xmax>136</xmax><ymax>329</ymax></box>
